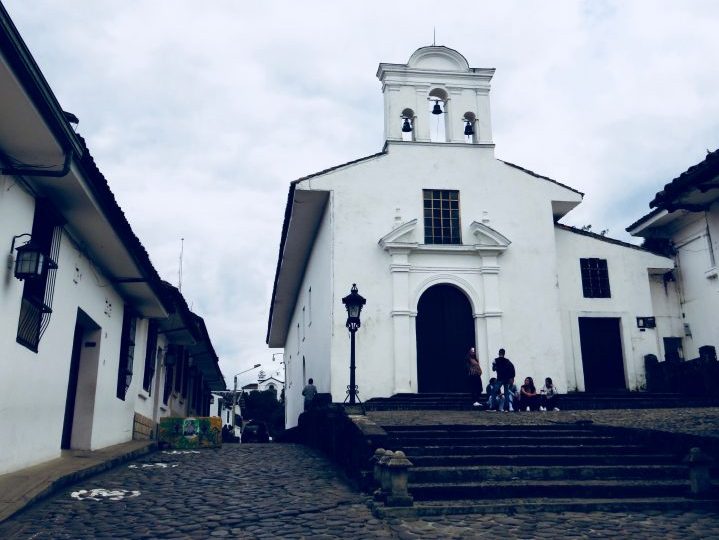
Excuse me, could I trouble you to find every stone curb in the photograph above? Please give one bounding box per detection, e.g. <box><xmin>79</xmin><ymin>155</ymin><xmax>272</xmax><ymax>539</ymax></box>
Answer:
<box><xmin>0</xmin><ymin>441</ymin><xmax>157</xmax><ymax>524</ymax></box>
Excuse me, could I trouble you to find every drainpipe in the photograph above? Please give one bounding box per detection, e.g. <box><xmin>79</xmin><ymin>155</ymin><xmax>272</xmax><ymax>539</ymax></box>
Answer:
<box><xmin>0</xmin><ymin>149</ymin><xmax>73</xmax><ymax>178</ymax></box>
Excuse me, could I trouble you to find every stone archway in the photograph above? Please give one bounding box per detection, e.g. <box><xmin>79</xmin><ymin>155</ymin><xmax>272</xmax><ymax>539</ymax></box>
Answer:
<box><xmin>416</xmin><ymin>284</ymin><xmax>476</xmax><ymax>393</ymax></box>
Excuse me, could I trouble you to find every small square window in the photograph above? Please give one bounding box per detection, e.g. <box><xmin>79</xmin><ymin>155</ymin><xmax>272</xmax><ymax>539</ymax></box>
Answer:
<box><xmin>580</xmin><ymin>258</ymin><xmax>611</xmax><ymax>298</ymax></box>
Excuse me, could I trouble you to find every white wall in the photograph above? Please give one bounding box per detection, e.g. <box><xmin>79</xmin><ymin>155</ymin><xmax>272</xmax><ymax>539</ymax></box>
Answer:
<box><xmin>284</xmin><ymin>204</ymin><xmax>332</xmax><ymax>428</ymax></box>
<box><xmin>669</xmin><ymin>207</ymin><xmax>719</xmax><ymax>360</ymax></box>
<box><xmin>555</xmin><ymin>227</ymin><xmax>674</xmax><ymax>391</ymax></box>
<box><xmin>0</xmin><ymin>177</ymin><xmax>154</xmax><ymax>473</ymax></box>
<box><xmin>288</xmin><ymin>142</ymin><xmax>581</xmax><ymax>405</ymax></box>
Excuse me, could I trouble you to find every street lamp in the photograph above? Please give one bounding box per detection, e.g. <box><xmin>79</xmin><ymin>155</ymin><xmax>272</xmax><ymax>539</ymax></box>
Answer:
<box><xmin>342</xmin><ymin>283</ymin><xmax>366</xmax><ymax>405</ymax></box>
<box><xmin>232</xmin><ymin>364</ymin><xmax>261</xmax><ymax>435</ymax></box>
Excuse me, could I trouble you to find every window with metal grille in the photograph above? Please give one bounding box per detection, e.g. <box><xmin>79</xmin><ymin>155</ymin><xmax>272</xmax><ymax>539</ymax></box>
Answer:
<box><xmin>580</xmin><ymin>258</ymin><xmax>611</xmax><ymax>298</ymax></box>
<box><xmin>423</xmin><ymin>190</ymin><xmax>461</xmax><ymax>244</ymax></box>
<box><xmin>142</xmin><ymin>321</ymin><xmax>159</xmax><ymax>393</ymax></box>
<box><xmin>16</xmin><ymin>200</ymin><xmax>63</xmax><ymax>352</ymax></box>
<box><xmin>116</xmin><ymin>309</ymin><xmax>137</xmax><ymax>400</ymax></box>
<box><xmin>163</xmin><ymin>357</ymin><xmax>174</xmax><ymax>405</ymax></box>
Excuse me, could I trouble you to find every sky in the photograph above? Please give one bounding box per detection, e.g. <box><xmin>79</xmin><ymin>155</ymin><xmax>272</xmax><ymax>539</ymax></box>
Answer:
<box><xmin>5</xmin><ymin>0</ymin><xmax>719</xmax><ymax>386</ymax></box>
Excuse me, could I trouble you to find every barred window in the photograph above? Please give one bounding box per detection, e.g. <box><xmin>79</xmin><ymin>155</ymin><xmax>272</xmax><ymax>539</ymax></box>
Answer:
<box><xmin>16</xmin><ymin>199</ymin><xmax>62</xmax><ymax>352</ymax></box>
<box><xmin>423</xmin><ymin>190</ymin><xmax>461</xmax><ymax>245</ymax></box>
<box><xmin>116</xmin><ymin>309</ymin><xmax>137</xmax><ymax>400</ymax></box>
<box><xmin>580</xmin><ymin>258</ymin><xmax>611</xmax><ymax>298</ymax></box>
<box><xmin>142</xmin><ymin>320</ymin><xmax>159</xmax><ymax>393</ymax></box>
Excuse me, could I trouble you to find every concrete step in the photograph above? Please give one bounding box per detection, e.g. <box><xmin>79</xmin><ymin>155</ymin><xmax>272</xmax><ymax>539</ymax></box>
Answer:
<box><xmin>390</xmin><ymin>435</ymin><xmax>620</xmax><ymax>446</ymax></box>
<box><xmin>407</xmin><ymin>453</ymin><xmax>678</xmax><ymax>467</ymax></box>
<box><xmin>383</xmin><ymin>424</ymin><xmax>600</xmax><ymax>432</ymax></box>
<box><xmin>408</xmin><ymin>479</ymin><xmax>691</xmax><ymax>501</ymax></box>
<box><xmin>409</xmin><ymin>464</ymin><xmax>687</xmax><ymax>483</ymax></box>
<box><xmin>371</xmin><ymin>497</ymin><xmax>719</xmax><ymax>518</ymax></box>
<box><xmin>401</xmin><ymin>444</ymin><xmax>652</xmax><ymax>456</ymax></box>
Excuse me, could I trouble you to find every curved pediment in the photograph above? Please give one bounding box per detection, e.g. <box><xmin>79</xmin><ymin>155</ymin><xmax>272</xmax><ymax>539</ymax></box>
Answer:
<box><xmin>378</xmin><ymin>219</ymin><xmax>418</xmax><ymax>248</ymax></box>
<box><xmin>407</xmin><ymin>46</ymin><xmax>470</xmax><ymax>72</ymax></box>
<box><xmin>469</xmin><ymin>221</ymin><xmax>511</xmax><ymax>248</ymax></box>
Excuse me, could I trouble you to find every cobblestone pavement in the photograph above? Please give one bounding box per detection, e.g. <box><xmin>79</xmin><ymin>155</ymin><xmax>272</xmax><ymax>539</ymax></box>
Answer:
<box><xmin>368</xmin><ymin>407</ymin><xmax>719</xmax><ymax>438</ymax></box>
<box><xmin>0</xmin><ymin>443</ymin><xmax>718</xmax><ymax>539</ymax></box>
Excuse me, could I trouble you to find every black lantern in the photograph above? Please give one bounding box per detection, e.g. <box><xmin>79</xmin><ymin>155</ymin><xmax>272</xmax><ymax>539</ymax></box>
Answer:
<box><xmin>341</xmin><ymin>284</ymin><xmax>366</xmax><ymax>405</ymax></box>
<box><xmin>431</xmin><ymin>100</ymin><xmax>443</xmax><ymax>115</ymax></box>
<box><xmin>342</xmin><ymin>283</ymin><xmax>366</xmax><ymax>331</ymax></box>
<box><xmin>401</xmin><ymin>117</ymin><xmax>413</xmax><ymax>133</ymax></box>
<box><xmin>13</xmin><ymin>240</ymin><xmax>45</xmax><ymax>281</ymax></box>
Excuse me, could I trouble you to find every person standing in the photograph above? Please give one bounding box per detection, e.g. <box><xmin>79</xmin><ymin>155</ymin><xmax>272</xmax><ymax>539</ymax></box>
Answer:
<box><xmin>490</xmin><ymin>348</ymin><xmax>515</xmax><ymax>412</ymax></box>
<box><xmin>465</xmin><ymin>347</ymin><xmax>483</xmax><ymax>407</ymax></box>
<box><xmin>302</xmin><ymin>378</ymin><xmax>318</xmax><ymax>411</ymax></box>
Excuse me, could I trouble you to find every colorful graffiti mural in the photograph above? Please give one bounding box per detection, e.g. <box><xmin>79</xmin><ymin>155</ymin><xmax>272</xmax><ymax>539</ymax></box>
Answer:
<box><xmin>159</xmin><ymin>416</ymin><xmax>222</xmax><ymax>449</ymax></box>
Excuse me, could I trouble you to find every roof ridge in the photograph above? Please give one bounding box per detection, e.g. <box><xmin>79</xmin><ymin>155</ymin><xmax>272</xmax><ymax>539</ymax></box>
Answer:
<box><xmin>499</xmin><ymin>159</ymin><xmax>584</xmax><ymax>196</ymax></box>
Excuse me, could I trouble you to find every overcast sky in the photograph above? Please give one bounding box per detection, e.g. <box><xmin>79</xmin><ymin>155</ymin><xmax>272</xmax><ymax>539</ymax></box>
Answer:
<box><xmin>5</xmin><ymin>0</ymin><xmax>719</xmax><ymax>385</ymax></box>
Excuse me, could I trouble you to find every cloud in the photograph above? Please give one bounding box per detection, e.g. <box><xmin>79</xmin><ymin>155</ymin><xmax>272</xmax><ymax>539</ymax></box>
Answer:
<box><xmin>5</xmin><ymin>0</ymin><xmax>719</xmax><ymax>380</ymax></box>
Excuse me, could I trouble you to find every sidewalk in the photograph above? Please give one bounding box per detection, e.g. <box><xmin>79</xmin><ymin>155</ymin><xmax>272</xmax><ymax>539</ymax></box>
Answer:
<box><xmin>0</xmin><ymin>439</ymin><xmax>156</xmax><ymax>523</ymax></box>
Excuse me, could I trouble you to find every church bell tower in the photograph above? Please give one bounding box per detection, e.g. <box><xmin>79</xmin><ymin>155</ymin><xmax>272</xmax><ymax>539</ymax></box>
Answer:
<box><xmin>376</xmin><ymin>46</ymin><xmax>495</xmax><ymax>146</ymax></box>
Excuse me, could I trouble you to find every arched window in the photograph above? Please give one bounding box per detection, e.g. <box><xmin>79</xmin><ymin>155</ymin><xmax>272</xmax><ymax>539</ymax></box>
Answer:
<box><xmin>428</xmin><ymin>89</ymin><xmax>448</xmax><ymax>142</ymax></box>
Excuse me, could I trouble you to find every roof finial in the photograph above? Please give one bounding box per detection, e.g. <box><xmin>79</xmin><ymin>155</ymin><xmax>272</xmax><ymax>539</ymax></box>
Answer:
<box><xmin>433</xmin><ymin>27</ymin><xmax>436</xmax><ymax>46</ymax></box>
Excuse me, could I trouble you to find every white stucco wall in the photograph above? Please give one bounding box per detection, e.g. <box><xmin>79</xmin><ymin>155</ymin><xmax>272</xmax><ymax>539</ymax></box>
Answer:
<box><xmin>0</xmin><ymin>177</ymin><xmax>153</xmax><ymax>473</ymax></box>
<box><xmin>554</xmin><ymin>227</ymin><xmax>674</xmax><ymax>391</ymax></box>
<box><xmin>669</xmin><ymin>208</ymin><xmax>719</xmax><ymax>360</ymax></box>
<box><xmin>284</xmin><ymin>142</ymin><xmax>582</xmax><ymax>407</ymax></box>
<box><xmin>284</xmin><ymin>204</ymin><xmax>333</xmax><ymax>428</ymax></box>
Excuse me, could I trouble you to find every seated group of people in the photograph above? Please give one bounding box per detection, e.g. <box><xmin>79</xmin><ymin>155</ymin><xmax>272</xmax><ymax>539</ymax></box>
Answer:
<box><xmin>486</xmin><ymin>376</ymin><xmax>560</xmax><ymax>412</ymax></box>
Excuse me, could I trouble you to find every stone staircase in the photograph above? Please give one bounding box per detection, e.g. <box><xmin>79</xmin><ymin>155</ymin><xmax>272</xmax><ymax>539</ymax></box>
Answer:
<box><xmin>372</xmin><ymin>423</ymin><xmax>719</xmax><ymax>516</ymax></box>
<box><xmin>364</xmin><ymin>392</ymin><xmax>719</xmax><ymax>411</ymax></box>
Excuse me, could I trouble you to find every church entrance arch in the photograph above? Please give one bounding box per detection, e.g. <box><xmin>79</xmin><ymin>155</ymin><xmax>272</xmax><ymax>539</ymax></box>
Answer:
<box><xmin>416</xmin><ymin>284</ymin><xmax>476</xmax><ymax>393</ymax></box>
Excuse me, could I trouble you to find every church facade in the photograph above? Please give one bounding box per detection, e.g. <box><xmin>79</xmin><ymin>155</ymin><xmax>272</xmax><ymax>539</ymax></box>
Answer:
<box><xmin>267</xmin><ymin>46</ymin><xmax>674</xmax><ymax>428</ymax></box>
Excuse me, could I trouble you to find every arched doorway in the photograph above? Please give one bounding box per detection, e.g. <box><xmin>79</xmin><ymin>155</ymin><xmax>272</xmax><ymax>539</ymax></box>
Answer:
<box><xmin>416</xmin><ymin>284</ymin><xmax>476</xmax><ymax>393</ymax></box>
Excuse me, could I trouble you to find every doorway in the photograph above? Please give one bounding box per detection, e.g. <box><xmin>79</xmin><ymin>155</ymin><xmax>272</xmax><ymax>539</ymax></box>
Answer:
<box><xmin>416</xmin><ymin>284</ymin><xmax>476</xmax><ymax>393</ymax></box>
<box><xmin>578</xmin><ymin>317</ymin><xmax>626</xmax><ymax>392</ymax></box>
<box><xmin>61</xmin><ymin>309</ymin><xmax>101</xmax><ymax>450</ymax></box>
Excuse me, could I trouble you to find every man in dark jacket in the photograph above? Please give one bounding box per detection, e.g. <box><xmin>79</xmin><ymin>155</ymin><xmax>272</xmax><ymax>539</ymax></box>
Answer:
<box><xmin>490</xmin><ymin>348</ymin><xmax>515</xmax><ymax>412</ymax></box>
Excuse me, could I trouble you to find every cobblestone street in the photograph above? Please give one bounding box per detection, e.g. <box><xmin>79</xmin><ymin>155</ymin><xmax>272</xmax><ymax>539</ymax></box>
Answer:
<box><xmin>1</xmin><ymin>442</ymin><xmax>719</xmax><ymax>539</ymax></box>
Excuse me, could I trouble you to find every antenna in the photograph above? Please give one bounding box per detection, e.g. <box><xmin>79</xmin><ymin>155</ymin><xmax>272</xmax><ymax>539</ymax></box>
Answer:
<box><xmin>178</xmin><ymin>237</ymin><xmax>184</xmax><ymax>292</ymax></box>
<box><xmin>433</xmin><ymin>27</ymin><xmax>436</xmax><ymax>46</ymax></box>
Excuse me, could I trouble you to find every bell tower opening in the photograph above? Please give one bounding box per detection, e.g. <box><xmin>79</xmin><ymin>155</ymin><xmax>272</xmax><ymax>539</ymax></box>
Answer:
<box><xmin>428</xmin><ymin>88</ymin><xmax>448</xmax><ymax>142</ymax></box>
<box><xmin>377</xmin><ymin>45</ymin><xmax>495</xmax><ymax>146</ymax></box>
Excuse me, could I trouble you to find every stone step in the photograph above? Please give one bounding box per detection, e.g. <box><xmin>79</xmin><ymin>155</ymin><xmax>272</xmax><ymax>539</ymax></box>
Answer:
<box><xmin>371</xmin><ymin>497</ymin><xmax>719</xmax><ymax>518</ymax></box>
<box><xmin>364</xmin><ymin>392</ymin><xmax>719</xmax><ymax>411</ymax></box>
<box><xmin>407</xmin><ymin>453</ymin><xmax>678</xmax><ymax>467</ymax></box>
<box><xmin>390</xmin><ymin>435</ymin><xmax>620</xmax><ymax>446</ymax></box>
<box><xmin>407</xmin><ymin>479</ymin><xmax>691</xmax><ymax>501</ymax></box>
<box><xmin>383</xmin><ymin>423</ymin><xmax>599</xmax><ymax>432</ymax></box>
<box><xmin>401</xmin><ymin>444</ymin><xmax>653</xmax><ymax>456</ymax></box>
<box><xmin>409</xmin><ymin>464</ymin><xmax>687</xmax><ymax>483</ymax></box>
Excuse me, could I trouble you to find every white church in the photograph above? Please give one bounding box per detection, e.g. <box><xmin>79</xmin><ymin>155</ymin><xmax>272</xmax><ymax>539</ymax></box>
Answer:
<box><xmin>267</xmin><ymin>46</ymin><xmax>678</xmax><ymax>428</ymax></box>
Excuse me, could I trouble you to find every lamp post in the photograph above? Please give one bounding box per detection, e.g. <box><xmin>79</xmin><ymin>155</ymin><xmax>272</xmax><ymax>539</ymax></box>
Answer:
<box><xmin>232</xmin><ymin>364</ymin><xmax>261</xmax><ymax>435</ymax></box>
<box><xmin>342</xmin><ymin>284</ymin><xmax>366</xmax><ymax>405</ymax></box>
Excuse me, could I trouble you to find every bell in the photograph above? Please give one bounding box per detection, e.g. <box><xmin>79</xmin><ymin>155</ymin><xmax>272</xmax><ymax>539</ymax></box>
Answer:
<box><xmin>431</xmin><ymin>100</ymin><xmax>443</xmax><ymax>115</ymax></box>
<box><xmin>464</xmin><ymin>121</ymin><xmax>474</xmax><ymax>136</ymax></box>
<box><xmin>402</xmin><ymin>117</ymin><xmax>412</xmax><ymax>133</ymax></box>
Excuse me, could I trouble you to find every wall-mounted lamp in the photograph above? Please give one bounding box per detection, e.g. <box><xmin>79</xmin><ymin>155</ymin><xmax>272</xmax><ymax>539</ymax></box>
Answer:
<box><xmin>10</xmin><ymin>234</ymin><xmax>45</xmax><ymax>281</ymax></box>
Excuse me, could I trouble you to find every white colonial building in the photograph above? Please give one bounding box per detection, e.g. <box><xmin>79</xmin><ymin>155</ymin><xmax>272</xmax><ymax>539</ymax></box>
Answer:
<box><xmin>628</xmin><ymin>149</ymin><xmax>719</xmax><ymax>364</ymax></box>
<box><xmin>0</xmin><ymin>8</ymin><xmax>224</xmax><ymax>475</ymax></box>
<box><xmin>267</xmin><ymin>46</ymin><xmax>676</xmax><ymax>428</ymax></box>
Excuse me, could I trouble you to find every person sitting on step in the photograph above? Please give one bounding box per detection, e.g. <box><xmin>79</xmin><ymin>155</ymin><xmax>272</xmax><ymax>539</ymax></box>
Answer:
<box><xmin>540</xmin><ymin>377</ymin><xmax>560</xmax><ymax>411</ymax></box>
<box><xmin>486</xmin><ymin>377</ymin><xmax>497</xmax><ymax>410</ymax></box>
<box><xmin>520</xmin><ymin>377</ymin><xmax>541</xmax><ymax>411</ymax></box>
